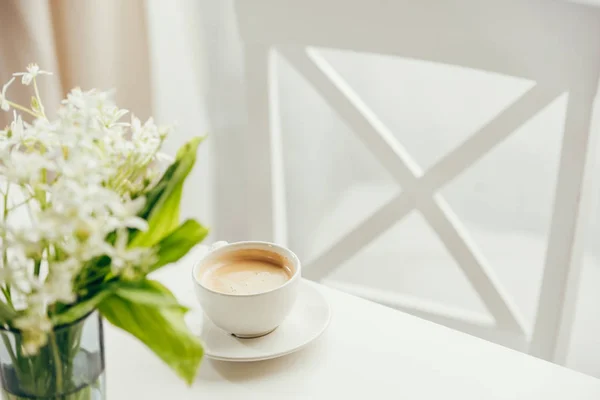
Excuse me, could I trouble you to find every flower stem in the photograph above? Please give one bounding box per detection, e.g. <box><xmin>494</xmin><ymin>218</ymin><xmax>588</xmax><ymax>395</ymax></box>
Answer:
<box><xmin>7</xmin><ymin>196</ymin><xmax>33</xmax><ymax>211</ymax></box>
<box><xmin>3</xmin><ymin>183</ymin><xmax>9</xmax><ymax>219</ymax></box>
<box><xmin>32</xmin><ymin>78</ymin><xmax>46</xmax><ymax>119</ymax></box>
<box><xmin>1</xmin><ymin>185</ymin><xmax>12</xmax><ymax>307</ymax></box>
<box><xmin>48</xmin><ymin>331</ymin><xmax>64</xmax><ymax>394</ymax></box>
<box><xmin>0</xmin><ymin>333</ymin><xmax>19</xmax><ymax>375</ymax></box>
<box><xmin>33</xmin><ymin>259</ymin><xmax>41</xmax><ymax>277</ymax></box>
<box><xmin>5</xmin><ymin>102</ymin><xmax>38</xmax><ymax>118</ymax></box>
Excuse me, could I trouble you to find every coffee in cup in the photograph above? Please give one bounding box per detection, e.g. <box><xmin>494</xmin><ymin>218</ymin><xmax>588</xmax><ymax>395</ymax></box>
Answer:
<box><xmin>193</xmin><ymin>241</ymin><xmax>301</xmax><ymax>338</ymax></box>
<box><xmin>200</xmin><ymin>249</ymin><xmax>294</xmax><ymax>295</ymax></box>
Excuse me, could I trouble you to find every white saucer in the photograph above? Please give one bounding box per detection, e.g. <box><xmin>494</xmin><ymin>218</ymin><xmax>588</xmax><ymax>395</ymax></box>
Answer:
<box><xmin>185</xmin><ymin>280</ymin><xmax>331</xmax><ymax>362</ymax></box>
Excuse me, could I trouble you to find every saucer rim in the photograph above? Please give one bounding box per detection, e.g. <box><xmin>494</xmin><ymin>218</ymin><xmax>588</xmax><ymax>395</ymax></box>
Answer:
<box><xmin>202</xmin><ymin>280</ymin><xmax>331</xmax><ymax>362</ymax></box>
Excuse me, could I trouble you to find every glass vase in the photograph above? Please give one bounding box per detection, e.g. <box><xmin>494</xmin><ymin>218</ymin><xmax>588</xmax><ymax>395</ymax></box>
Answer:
<box><xmin>0</xmin><ymin>311</ymin><xmax>105</xmax><ymax>400</ymax></box>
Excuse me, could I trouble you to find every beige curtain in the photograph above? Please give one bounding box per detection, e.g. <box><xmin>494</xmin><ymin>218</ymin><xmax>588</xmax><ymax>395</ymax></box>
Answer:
<box><xmin>0</xmin><ymin>0</ymin><xmax>152</xmax><ymax>127</ymax></box>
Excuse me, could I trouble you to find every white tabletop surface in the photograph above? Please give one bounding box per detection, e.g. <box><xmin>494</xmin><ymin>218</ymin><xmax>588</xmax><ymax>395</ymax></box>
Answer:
<box><xmin>105</xmin><ymin>250</ymin><xmax>600</xmax><ymax>399</ymax></box>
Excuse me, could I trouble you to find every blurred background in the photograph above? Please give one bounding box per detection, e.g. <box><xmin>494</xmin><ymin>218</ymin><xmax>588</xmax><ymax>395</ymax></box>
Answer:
<box><xmin>2</xmin><ymin>0</ymin><xmax>600</xmax><ymax>378</ymax></box>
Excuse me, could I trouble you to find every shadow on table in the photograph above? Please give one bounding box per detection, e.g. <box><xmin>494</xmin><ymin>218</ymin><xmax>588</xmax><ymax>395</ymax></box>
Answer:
<box><xmin>204</xmin><ymin>338</ymin><xmax>324</xmax><ymax>382</ymax></box>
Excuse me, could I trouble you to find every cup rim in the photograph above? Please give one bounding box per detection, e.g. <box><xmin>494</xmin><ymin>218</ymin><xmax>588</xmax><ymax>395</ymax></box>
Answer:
<box><xmin>192</xmin><ymin>241</ymin><xmax>301</xmax><ymax>298</ymax></box>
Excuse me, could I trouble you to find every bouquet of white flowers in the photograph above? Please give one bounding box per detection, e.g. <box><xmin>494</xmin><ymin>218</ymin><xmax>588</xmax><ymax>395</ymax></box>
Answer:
<box><xmin>0</xmin><ymin>64</ymin><xmax>207</xmax><ymax>399</ymax></box>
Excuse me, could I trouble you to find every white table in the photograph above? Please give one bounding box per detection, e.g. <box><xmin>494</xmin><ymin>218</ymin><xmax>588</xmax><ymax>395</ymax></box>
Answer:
<box><xmin>105</xmin><ymin>251</ymin><xmax>600</xmax><ymax>399</ymax></box>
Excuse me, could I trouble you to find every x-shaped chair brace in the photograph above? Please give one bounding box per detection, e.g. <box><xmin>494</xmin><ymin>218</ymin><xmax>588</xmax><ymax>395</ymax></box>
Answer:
<box><xmin>280</xmin><ymin>47</ymin><xmax>565</xmax><ymax>337</ymax></box>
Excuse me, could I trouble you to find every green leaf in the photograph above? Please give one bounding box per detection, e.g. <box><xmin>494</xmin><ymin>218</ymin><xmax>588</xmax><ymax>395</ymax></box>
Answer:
<box><xmin>114</xmin><ymin>280</ymin><xmax>188</xmax><ymax>312</ymax></box>
<box><xmin>51</xmin><ymin>290</ymin><xmax>112</xmax><ymax>326</ymax></box>
<box><xmin>151</xmin><ymin>219</ymin><xmax>209</xmax><ymax>273</ymax></box>
<box><xmin>130</xmin><ymin>137</ymin><xmax>204</xmax><ymax>248</ymax></box>
<box><xmin>98</xmin><ymin>280</ymin><xmax>203</xmax><ymax>385</ymax></box>
<box><xmin>0</xmin><ymin>301</ymin><xmax>16</xmax><ymax>324</ymax></box>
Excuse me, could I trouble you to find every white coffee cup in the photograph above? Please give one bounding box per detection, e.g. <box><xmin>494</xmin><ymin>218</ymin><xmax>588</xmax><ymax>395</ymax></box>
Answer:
<box><xmin>192</xmin><ymin>241</ymin><xmax>301</xmax><ymax>338</ymax></box>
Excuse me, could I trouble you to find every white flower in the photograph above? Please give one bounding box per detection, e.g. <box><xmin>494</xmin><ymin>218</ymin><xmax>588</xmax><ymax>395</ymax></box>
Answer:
<box><xmin>106</xmin><ymin>197</ymin><xmax>148</xmax><ymax>232</ymax></box>
<box><xmin>0</xmin><ymin>63</ymin><xmax>178</xmax><ymax>354</ymax></box>
<box><xmin>0</xmin><ymin>77</ymin><xmax>14</xmax><ymax>111</ymax></box>
<box><xmin>1</xmin><ymin>250</ymin><xmax>33</xmax><ymax>293</ymax></box>
<box><xmin>9</xmin><ymin>112</ymin><xmax>25</xmax><ymax>140</ymax></box>
<box><xmin>131</xmin><ymin>116</ymin><xmax>163</xmax><ymax>157</ymax></box>
<box><xmin>44</xmin><ymin>258</ymin><xmax>79</xmax><ymax>303</ymax></box>
<box><xmin>108</xmin><ymin>229</ymin><xmax>156</xmax><ymax>275</ymax></box>
<box><xmin>13</xmin><ymin>63</ymin><xmax>52</xmax><ymax>86</ymax></box>
<box><xmin>4</xmin><ymin>227</ymin><xmax>46</xmax><ymax>259</ymax></box>
<box><xmin>13</xmin><ymin>311</ymin><xmax>51</xmax><ymax>355</ymax></box>
<box><xmin>97</xmin><ymin>105</ymin><xmax>129</xmax><ymax>128</ymax></box>
<box><xmin>60</xmin><ymin>233</ymin><xmax>113</xmax><ymax>261</ymax></box>
<box><xmin>0</xmin><ymin>150</ymin><xmax>55</xmax><ymax>186</ymax></box>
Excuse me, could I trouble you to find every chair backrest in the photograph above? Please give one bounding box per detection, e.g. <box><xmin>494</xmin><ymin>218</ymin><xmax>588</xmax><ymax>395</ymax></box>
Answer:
<box><xmin>233</xmin><ymin>0</ymin><xmax>600</xmax><ymax>363</ymax></box>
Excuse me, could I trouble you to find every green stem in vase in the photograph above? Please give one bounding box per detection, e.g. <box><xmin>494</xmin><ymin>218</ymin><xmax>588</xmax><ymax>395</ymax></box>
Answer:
<box><xmin>0</xmin><ymin>334</ymin><xmax>20</xmax><ymax>381</ymax></box>
<box><xmin>48</xmin><ymin>331</ymin><xmax>64</xmax><ymax>394</ymax></box>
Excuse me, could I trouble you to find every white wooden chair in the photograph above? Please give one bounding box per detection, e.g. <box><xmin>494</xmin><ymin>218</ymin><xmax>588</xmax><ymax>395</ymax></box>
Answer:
<box><xmin>233</xmin><ymin>0</ymin><xmax>600</xmax><ymax>363</ymax></box>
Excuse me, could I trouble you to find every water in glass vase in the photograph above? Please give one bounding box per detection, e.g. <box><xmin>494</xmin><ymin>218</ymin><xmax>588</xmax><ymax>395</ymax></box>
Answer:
<box><xmin>0</xmin><ymin>312</ymin><xmax>105</xmax><ymax>400</ymax></box>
